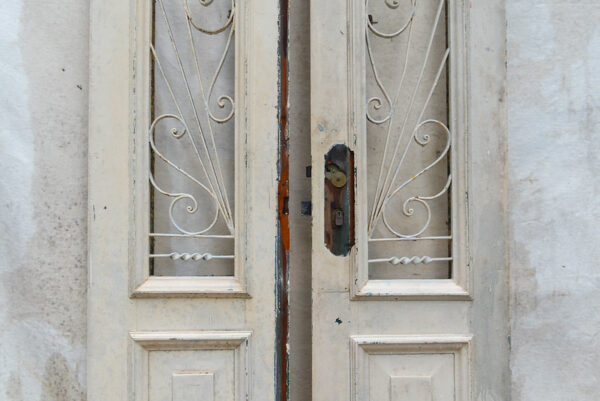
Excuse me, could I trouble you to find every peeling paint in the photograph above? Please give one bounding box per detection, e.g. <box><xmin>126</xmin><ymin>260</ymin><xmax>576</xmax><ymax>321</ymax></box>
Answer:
<box><xmin>276</xmin><ymin>0</ymin><xmax>290</xmax><ymax>399</ymax></box>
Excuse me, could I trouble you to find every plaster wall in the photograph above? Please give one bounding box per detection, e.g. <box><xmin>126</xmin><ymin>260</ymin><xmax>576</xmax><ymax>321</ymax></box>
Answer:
<box><xmin>1</xmin><ymin>0</ymin><xmax>599</xmax><ymax>400</ymax></box>
<box><xmin>0</xmin><ymin>0</ymin><xmax>88</xmax><ymax>399</ymax></box>
<box><xmin>507</xmin><ymin>1</ymin><xmax>600</xmax><ymax>400</ymax></box>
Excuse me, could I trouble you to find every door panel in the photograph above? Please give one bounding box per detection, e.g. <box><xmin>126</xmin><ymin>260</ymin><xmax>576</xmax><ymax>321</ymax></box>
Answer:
<box><xmin>351</xmin><ymin>335</ymin><xmax>471</xmax><ymax>401</ymax></box>
<box><xmin>310</xmin><ymin>0</ymin><xmax>508</xmax><ymax>400</ymax></box>
<box><xmin>130</xmin><ymin>331</ymin><xmax>251</xmax><ymax>401</ymax></box>
<box><xmin>88</xmin><ymin>0</ymin><xmax>280</xmax><ymax>399</ymax></box>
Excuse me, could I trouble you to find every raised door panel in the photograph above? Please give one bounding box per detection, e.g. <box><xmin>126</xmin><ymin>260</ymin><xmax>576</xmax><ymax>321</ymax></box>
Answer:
<box><xmin>130</xmin><ymin>331</ymin><xmax>250</xmax><ymax>401</ymax></box>
<box><xmin>351</xmin><ymin>336</ymin><xmax>470</xmax><ymax>401</ymax></box>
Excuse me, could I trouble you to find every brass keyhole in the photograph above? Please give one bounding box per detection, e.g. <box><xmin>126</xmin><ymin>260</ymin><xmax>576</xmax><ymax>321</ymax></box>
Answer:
<box><xmin>334</xmin><ymin>209</ymin><xmax>344</xmax><ymax>227</ymax></box>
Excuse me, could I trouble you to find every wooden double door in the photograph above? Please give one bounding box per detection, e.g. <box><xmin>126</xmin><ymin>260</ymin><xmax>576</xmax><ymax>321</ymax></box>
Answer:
<box><xmin>88</xmin><ymin>0</ymin><xmax>508</xmax><ymax>400</ymax></box>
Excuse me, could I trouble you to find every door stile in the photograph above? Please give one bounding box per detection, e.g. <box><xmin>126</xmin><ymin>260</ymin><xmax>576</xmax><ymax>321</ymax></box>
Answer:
<box><xmin>88</xmin><ymin>0</ymin><xmax>133</xmax><ymax>397</ymax></box>
<box><xmin>310</xmin><ymin>0</ymin><xmax>355</xmax><ymax>399</ymax></box>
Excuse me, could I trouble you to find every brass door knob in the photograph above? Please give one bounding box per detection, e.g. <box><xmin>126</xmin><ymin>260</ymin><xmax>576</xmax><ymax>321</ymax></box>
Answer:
<box><xmin>325</xmin><ymin>164</ymin><xmax>347</xmax><ymax>188</ymax></box>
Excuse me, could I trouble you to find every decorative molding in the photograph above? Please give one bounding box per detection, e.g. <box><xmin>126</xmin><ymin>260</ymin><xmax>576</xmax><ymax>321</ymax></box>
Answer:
<box><xmin>130</xmin><ymin>330</ymin><xmax>251</xmax><ymax>401</ymax></box>
<box><xmin>351</xmin><ymin>335</ymin><xmax>472</xmax><ymax>401</ymax></box>
<box><xmin>350</xmin><ymin>0</ymin><xmax>471</xmax><ymax>299</ymax></box>
<box><xmin>131</xmin><ymin>276</ymin><xmax>249</xmax><ymax>298</ymax></box>
<box><xmin>354</xmin><ymin>279</ymin><xmax>470</xmax><ymax>300</ymax></box>
<box><xmin>130</xmin><ymin>0</ymin><xmax>250</xmax><ymax>296</ymax></box>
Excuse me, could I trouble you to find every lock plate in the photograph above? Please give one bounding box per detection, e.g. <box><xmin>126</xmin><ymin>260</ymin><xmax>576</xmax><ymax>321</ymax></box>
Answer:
<box><xmin>324</xmin><ymin>144</ymin><xmax>355</xmax><ymax>256</ymax></box>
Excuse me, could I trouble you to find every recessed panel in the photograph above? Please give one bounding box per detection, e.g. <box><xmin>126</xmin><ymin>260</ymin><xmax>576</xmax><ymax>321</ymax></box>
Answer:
<box><xmin>172</xmin><ymin>372</ymin><xmax>214</xmax><ymax>401</ymax></box>
<box><xmin>150</xmin><ymin>351</ymin><xmax>233</xmax><ymax>400</ymax></box>
<box><xmin>351</xmin><ymin>336</ymin><xmax>470</xmax><ymax>401</ymax></box>
<box><xmin>131</xmin><ymin>331</ymin><xmax>250</xmax><ymax>401</ymax></box>
<box><xmin>369</xmin><ymin>354</ymin><xmax>452</xmax><ymax>401</ymax></box>
<box><xmin>391</xmin><ymin>376</ymin><xmax>432</xmax><ymax>401</ymax></box>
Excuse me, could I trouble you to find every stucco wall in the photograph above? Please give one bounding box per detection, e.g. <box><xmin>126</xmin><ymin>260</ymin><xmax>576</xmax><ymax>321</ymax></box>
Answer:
<box><xmin>507</xmin><ymin>1</ymin><xmax>600</xmax><ymax>400</ymax></box>
<box><xmin>1</xmin><ymin>0</ymin><xmax>599</xmax><ymax>400</ymax></box>
<box><xmin>0</xmin><ymin>0</ymin><xmax>89</xmax><ymax>399</ymax></box>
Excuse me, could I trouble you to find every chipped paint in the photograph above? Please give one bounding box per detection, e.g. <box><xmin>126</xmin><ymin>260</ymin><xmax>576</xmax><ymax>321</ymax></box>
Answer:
<box><xmin>276</xmin><ymin>0</ymin><xmax>290</xmax><ymax>399</ymax></box>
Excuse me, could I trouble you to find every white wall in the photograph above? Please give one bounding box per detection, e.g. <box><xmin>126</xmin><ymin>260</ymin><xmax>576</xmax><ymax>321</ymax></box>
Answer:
<box><xmin>0</xmin><ymin>0</ymin><xmax>88</xmax><ymax>399</ymax></box>
<box><xmin>507</xmin><ymin>1</ymin><xmax>600</xmax><ymax>400</ymax></box>
<box><xmin>1</xmin><ymin>0</ymin><xmax>599</xmax><ymax>400</ymax></box>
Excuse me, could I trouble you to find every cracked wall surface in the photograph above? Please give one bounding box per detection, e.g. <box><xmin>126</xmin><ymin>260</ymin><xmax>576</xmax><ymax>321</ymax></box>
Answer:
<box><xmin>507</xmin><ymin>1</ymin><xmax>600</xmax><ymax>400</ymax></box>
<box><xmin>0</xmin><ymin>0</ymin><xmax>88</xmax><ymax>399</ymax></box>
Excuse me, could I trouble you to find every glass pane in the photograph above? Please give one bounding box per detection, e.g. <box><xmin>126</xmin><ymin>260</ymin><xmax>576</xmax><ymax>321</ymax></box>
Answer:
<box><xmin>149</xmin><ymin>0</ymin><xmax>236</xmax><ymax>276</ymax></box>
<box><xmin>365</xmin><ymin>0</ymin><xmax>451</xmax><ymax>280</ymax></box>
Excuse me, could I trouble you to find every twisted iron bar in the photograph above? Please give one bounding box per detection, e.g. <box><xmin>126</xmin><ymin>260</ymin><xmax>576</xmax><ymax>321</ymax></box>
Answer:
<box><xmin>368</xmin><ymin>256</ymin><xmax>453</xmax><ymax>265</ymax></box>
<box><xmin>150</xmin><ymin>252</ymin><xmax>234</xmax><ymax>261</ymax></box>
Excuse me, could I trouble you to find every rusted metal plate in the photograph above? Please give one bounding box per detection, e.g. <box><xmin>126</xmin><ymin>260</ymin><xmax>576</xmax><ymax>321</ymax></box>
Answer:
<box><xmin>324</xmin><ymin>144</ymin><xmax>355</xmax><ymax>256</ymax></box>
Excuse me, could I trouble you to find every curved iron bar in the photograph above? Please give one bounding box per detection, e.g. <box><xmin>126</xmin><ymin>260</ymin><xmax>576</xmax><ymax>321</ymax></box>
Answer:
<box><xmin>150</xmin><ymin>0</ymin><xmax>237</xmax><ymax>246</ymax></box>
<box><xmin>366</xmin><ymin>0</ymin><xmax>416</xmax><ymax>39</ymax></box>
<box><xmin>367</xmin><ymin>0</ymin><xmax>452</xmax><ymax>242</ymax></box>
<box><xmin>184</xmin><ymin>0</ymin><xmax>235</xmax><ymax>35</ymax></box>
<box><xmin>149</xmin><ymin>114</ymin><xmax>220</xmax><ymax>235</ymax></box>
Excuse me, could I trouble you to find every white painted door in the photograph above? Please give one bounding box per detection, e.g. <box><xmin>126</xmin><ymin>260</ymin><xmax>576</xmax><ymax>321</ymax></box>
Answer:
<box><xmin>310</xmin><ymin>1</ymin><xmax>509</xmax><ymax>400</ymax></box>
<box><xmin>88</xmin><ymin>0</ymin><xmax>281</xmax><ymax>400</ymax></box>
<box><xmin>88</xmin><ymin>0</ymin><xmax>508</xmax><ymax>399</ymax></box>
